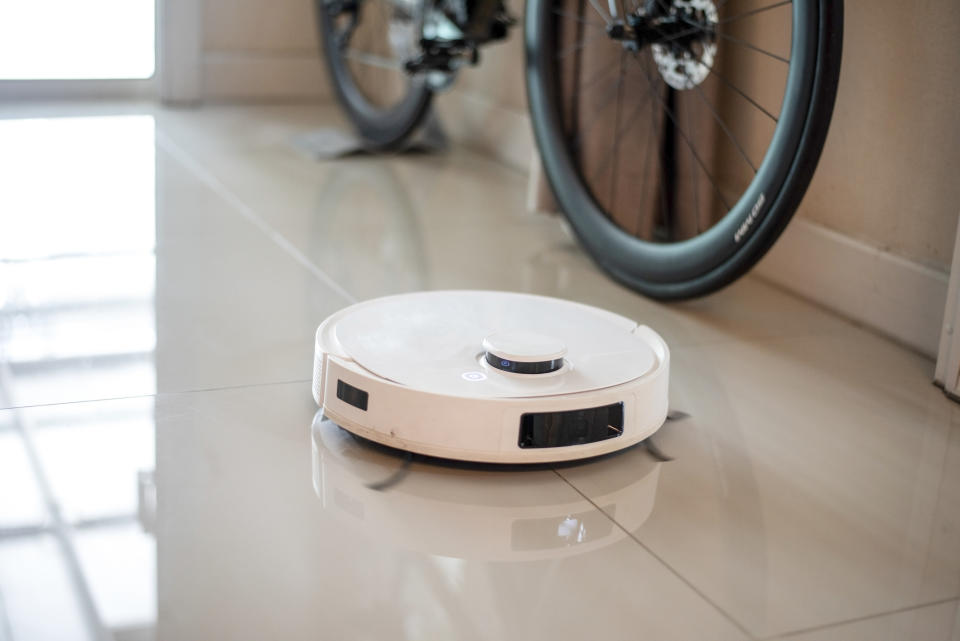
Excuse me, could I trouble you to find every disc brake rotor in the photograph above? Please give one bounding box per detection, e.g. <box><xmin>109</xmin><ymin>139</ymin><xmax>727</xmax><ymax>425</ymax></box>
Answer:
<box><xmin>651</xmin><ymin>0</ymin><xmax>718</xmax><ymax>90</ymax></box>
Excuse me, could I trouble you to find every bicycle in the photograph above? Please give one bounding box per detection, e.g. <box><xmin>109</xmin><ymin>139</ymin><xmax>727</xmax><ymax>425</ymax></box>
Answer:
<box><xmin>314</xmin><ymin>0</ymin><xmax>843</xmax><ymax>299</ymax></box>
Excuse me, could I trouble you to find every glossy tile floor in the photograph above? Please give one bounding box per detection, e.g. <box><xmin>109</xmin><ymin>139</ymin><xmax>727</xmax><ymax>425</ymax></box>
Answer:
<box><xmin>0</xmin><ymin>103</ymin><xmax>957</xmax><ymax>641</ymax></box>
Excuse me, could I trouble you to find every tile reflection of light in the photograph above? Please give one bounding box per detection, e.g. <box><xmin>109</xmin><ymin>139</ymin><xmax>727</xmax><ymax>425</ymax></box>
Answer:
<box><xmin>0</xmin><ymin>117</ymin><xmax>156</xmax><ymax>260</ymax></box>
<box><xmin>0</xmin><ymin>431</ymin><xmax>46</xmax><ymax>529</ymax></box>
<box><xmin>0</xmin><ymin>255</ymin><xmax>155</xmax><ymax>311</ymax></box>
<box><xmin>32</xmin><ymin>400</ymin><xmax>156</xmax><ymax>523</ymax></box>
<box><xmin>74</xmin><ymin>524</ymin><xmax>156</xmax><ymax>630</ymax></box>
<box><xmin>0</xmin><ymin>115</ymin><xmax>158</xmax><ymax>640</ymax></box>
<box><xmin>3</xmin><ymin>303</ymin><xmax>156</xmax><ymax>364</ymax></box>
<box><xmin>0</xmin><ymin>536</ymin><xmax>92</xmax><ymax>641</ymax></box>
<box><xmin>0</xmin><ymin>115</ymin><xmax>157</xmax><ymax>406</ymax></box>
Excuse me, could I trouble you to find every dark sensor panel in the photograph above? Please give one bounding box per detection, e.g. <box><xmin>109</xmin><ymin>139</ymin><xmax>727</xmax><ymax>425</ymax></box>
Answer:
<box><xmin>518</xmin><ymin>402</ymin><xmax>624</xmax><ymax>449</ymax></box>
<box><xmin>484</xmin><ymin>352</ymin><xmax>564</xmax><ymax>374</ymax></box>
<box><xmin>336</xmin><ymin>379</ymin><xmax>369</xmax><ymax>411</ymax></box>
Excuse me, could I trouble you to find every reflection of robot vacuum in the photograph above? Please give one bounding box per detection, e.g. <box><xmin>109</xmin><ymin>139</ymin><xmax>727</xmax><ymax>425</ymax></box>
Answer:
<box><xmin>311</xmin><ymin>414</ymin><xmax>662</xmax><ymax>561</ymax></box>
<box><xmin>313</xmin><ymin>291</ymin><xmax>669</xmax><ymax>463</ymax></box>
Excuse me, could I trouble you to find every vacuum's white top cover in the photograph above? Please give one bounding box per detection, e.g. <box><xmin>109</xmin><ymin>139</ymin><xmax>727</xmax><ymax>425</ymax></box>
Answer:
<box><xmin>333</xmin><ymin>291</ymin><xmax>656</xmax><ymax>399</ymax></box>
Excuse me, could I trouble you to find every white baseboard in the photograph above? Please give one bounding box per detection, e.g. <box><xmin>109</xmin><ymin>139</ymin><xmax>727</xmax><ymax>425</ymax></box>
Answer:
<box><xmin>202</xmin><ymin>52</ymin><xmax>330</xmax><ymax>101</ymax></box>
<box><xmin>754</xmin><ymin>217</ymin><xmax>949</xmax><ymax>357</ymax></box>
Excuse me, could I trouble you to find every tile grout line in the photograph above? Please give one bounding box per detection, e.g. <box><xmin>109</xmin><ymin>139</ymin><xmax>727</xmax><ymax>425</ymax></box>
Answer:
<box><xmin>0</xmin><ymin>379</ymin><xmax>313</xmax><ymax>414</ymax></box>
<box><xmin>550</xmin><ymin>467</ymin><xmax>758</xmax><ymax>640</ymax></box>
<box><xmin>153</xmin><ymin>129</ymin><xmax>359</xmax><ymax>305</ymax></box>
<box><xmin>759</xmin><ymin>597</ymin><xmax>960</xmax><ymax>640</ymax></box>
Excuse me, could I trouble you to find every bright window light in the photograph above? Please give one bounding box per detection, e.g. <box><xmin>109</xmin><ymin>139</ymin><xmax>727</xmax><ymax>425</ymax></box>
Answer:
<box><xmin>0</xmin><ymin>0</ymin><xmax>155</xmax><ymax>79</ymax></box>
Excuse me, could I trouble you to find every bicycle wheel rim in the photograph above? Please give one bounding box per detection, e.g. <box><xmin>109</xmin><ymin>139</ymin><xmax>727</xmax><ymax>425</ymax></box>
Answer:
<box><xmin>526</xmin><ymin>0</ymin><xmax>823</xmax><ymax>291</ymax></box>
<box><xmin>316</xmin><ymin>0</ymin><xmax>432</xmax><ymax>147</ymax></box>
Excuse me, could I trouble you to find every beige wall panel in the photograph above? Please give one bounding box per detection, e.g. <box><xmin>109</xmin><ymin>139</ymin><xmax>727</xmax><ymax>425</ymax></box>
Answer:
<box><xmin>204</xmin><ymin>0</ymin><xmax>320</xmax><ymax>53</ymax></box>
<box><xmin>435</xmin><ymin>89</ymin><xmax>534</xmax><ymax>172</ymax></box>
<box><xmin>453</xmin><ymin>0</ymin><xmax>528</xmax><ymax>113</ymax></box>
<box><xmin>203</xmin><ymin>53</ymin><xmax>330</xmax><ymax>100</ymax></box>
<box><xmin>800</xmin><ymin>0</ymin><xmax>960</xmax><ymax>271</ymax></box>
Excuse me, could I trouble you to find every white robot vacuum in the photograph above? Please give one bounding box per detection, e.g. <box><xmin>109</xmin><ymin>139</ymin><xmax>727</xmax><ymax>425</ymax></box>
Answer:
<box><xmin>312</xmin><ymin>291</ymin><xmax>669</xmax><ymax>463</ymax></box>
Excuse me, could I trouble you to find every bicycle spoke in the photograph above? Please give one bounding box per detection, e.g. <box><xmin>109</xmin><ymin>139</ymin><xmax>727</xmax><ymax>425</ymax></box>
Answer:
<box><xmin>714</xmin><ymin>30</ymin><xmax>790</xmax><ymax>63</ymax></box>
<box><xmin>556</xmin><ymin>31</ymin><xmax>608</xmax><ymax>59</ymax></box>
<box><xmin>570</xmin><ymin>59</ymin><xmax>623</xmax><ymax>110</ymax></box>
<box><xmin>570</xmin><ymin>70</ymin><xmax>632</xmax><ymax>156</ymax></box>
<box><xmin>565</xmin><ymin>0</ymin><xmax>588</xmax><ymax>134</ymax></box>
<box><xmin>635</xmin><ymin>53</ymin><xmax>732</xmax><ymax>212</ymax></box>
<box><xmin>588</xmin><ymin>66</ymin><xmax>656</xmax><ymax>186</ymax></box>
<box><xmin>688</xmin><ymin>74</ymin><xmax>758</xmax><ymax>173</ymax></box>
<box><xmin>719</xmin><ymin>0</ymin><xmax>791</xmax><ymax>25</ymax></box>
<box><xmin>695</xmin><ymin>60</ymin><xmax>779</xmax><ymax>123</ymax></box>
<box><xmin>587</xmin><ymin>81</ymin><xmax>653</xmax><ymax>219</ymax></box>
<box><xmin>632</xmin><ymin>55</ymin><xmax>671</xmax><ymax>238</ymax></box>
<box><xmin>607</xmin><ymin>51</ymin><xmax>628</xmax><ymax>210</ymax></box>
<box><xmin>633</xmin><ymin>96</ymin><xmax>657</xmax><ymax>237</ymax></box>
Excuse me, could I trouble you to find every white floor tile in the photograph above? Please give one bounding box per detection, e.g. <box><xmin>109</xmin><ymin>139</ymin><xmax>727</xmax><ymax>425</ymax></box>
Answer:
<box><xmin>767</xmin><ymin>600</ymin><xmax>960</xmax><ymax>641</ymax></box>
<box><xmin>0</xmin><ymin>113</ymin><xmax>351</xmax><ymax>409</ymax></box>
<box><xmin>560</xmin><ymin>337</ymin><xmax>958</xmax><ymax>637</ymax></box>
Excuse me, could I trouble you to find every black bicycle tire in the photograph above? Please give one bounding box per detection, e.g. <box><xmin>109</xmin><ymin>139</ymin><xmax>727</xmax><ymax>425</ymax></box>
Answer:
<box><xmin>525</xmin><ymin>0</ymin><xmax>843</xmax><ymax>300</ymax></box>
<box><xmin>315</xmin><ymin>0</ymin><xmax>433</xmax><ymax>149</ymax></box>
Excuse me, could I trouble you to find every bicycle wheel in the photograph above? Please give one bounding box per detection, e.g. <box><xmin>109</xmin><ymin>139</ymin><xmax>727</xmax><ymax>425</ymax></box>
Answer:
<box><xmin>316</xmin><ymin>0</ymin><xmax>432</xmax><ymax>148</ymax></box>
<box><xmin>526</xmin><ymin>0</ymin><xmax>842</xmax><ymax>299</ymax></box>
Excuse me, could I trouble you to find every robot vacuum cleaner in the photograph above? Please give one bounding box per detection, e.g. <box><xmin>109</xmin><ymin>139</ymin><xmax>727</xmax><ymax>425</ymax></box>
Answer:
<box><xmin>312</xmin><ymin>291</ymin><xmax>669</xmax><ymax>463</ymax></box>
